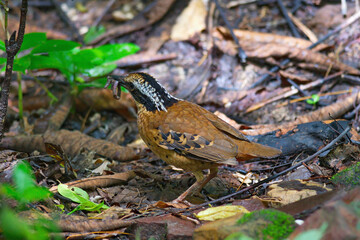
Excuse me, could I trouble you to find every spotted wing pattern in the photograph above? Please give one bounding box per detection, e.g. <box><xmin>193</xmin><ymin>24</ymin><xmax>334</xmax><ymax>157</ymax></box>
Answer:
<box><xmin>156</xmin><ymin>129</ymin><xmax>238</xmax><ymax>165</ymax></box>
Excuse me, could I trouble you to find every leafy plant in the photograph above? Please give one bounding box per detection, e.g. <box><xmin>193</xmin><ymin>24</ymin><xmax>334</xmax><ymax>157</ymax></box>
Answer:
<box><xmin>0</xmin><ymin>32</ymin><xmax>140</xmax><ymax>93</ymax></box>
<box><xmin>0</xmin><ymin>161</ymin><xmax>60</xmax><ymax>240</ymax></box>
<box><xmin>57</xmin><ymin>183</ymin><xmax>109</xmax><ymax>214</ymax></box>
<box><xmin>306</xmin><ymin>94</ymin><xmax>320</xmax><ymax>106</ymax></box>
<box><xmin>0</xmin><ymin>32</ymin><xmax>139</xmax><ymax>125</ymax></box>
<box><xmin>0</xmin><ymin>161</ymin><xmax>51</xmax><ymax>205</ymax></box>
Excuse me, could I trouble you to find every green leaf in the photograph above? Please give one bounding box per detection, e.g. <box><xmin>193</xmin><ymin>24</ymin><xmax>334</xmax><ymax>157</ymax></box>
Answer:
<box><xmin>0</xmin><ymin>40</ymin><xmax>5</xmax><ymax>52</ymax></box>
<box><xmin>96</xmin><ymin>43</ymin><xmax>140</xmax><ymax>63</ymax></box>
<box><xmin>72</xmin><ymin>49</ymin><xmax>102</xmax><ymax>70</ymax></box>
<box><xmin>84</xmin><ymin>63</ymin><xmax>117</xmax><ymax>77</ymax></box>
<box><xmin>0</xmin><ymin>184</ymin><xmax>19</xmax><ymax>201</ymax></box>
<box><xmin>0</xmin><ymin>207</ymin><xmax>61</xmax><ymax>240</ymax></box>
<box><xmin>311</xmin><ymin>94</ymin><xmax>320</xmax><ymax>103</ymax></box>
<box><xmin>0</xmin><ymin>57</ymin><xmax>7</xmax><ymax>65</ymax></box>
<box><xmin>57</xmin><ymin>184</ymin><xmax>88</xmax><ymax>204</ymax></box>
<box><xmin>31</xmin><ymin>40</ymin><xmax>81</xmax><ymax>54</ymax></box>
<box><xmin>13</xmin><ymin>55</ymin><xmax>31</xmax><ymax>73</ymax></box>
<box><xmin>13</xmin><ymin>161</ymin><xmax>36</xmax><ymax>194</ymax></box>
<box><xmin>306</xmin><ymin>94</ymin><xmax>320</xmax><ymax>105</ymax></box>
<box><xmin>57</xmin><ymin>184</ymin><xmax>109</xmax><ymax>214</ymax></box>
<box><xmin>28</xmin><ymin>55</ymin><xmax>64</xmax><ymax>70</ymax></box>
<box><xmin>0</xmin><ymin>207</ymin><xmax>32</xmax><ymax>240</ymax></box>
<box><xmin>20</xmin><ymin>32</ymin><xmax>47</xmax><ymax>52</ymax></box>
<box><xmin>84</xmin><ymin>25</ymin><xmax>106</xmax><ymax>44</ymax></box>
<box><xmin>22</xmin><ymin>186</ymin><xmax>51</xmax><ymax>202</ymax></box>
<box><xmin>306</xmin><ymin>99</ymin><xmax>315</xmax><ymax>105</ymax></box>
<box><xmin>77</xmin><ymin>77</ymin><xmax>107</xmax><ymax>92</ymax></box>
<box><xmin>9</xmin><ymin>161</ymin><xmax>51</xmax><ymax>203</ymax></box>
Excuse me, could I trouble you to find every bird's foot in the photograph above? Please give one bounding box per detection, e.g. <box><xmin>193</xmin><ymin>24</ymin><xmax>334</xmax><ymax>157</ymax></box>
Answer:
<box><xmin>171</xmin><ymin>198</ymin><xmax>195</xmax><ymax>207</ymax></box>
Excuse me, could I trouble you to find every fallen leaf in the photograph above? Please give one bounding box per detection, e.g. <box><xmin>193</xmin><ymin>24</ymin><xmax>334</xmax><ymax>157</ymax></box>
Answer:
<box><xmin>195</xmin><ymin>205</ymin><xmax>249</xmax><ymax>221</ymax></box>
<box><xmin>171</xmin><ymin>0</ymin><xmax>206</xmax><ymax>41</ymax></box>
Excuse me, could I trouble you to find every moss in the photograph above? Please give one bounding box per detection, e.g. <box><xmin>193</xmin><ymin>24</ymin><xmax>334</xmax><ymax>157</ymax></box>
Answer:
<box><xmin>332</xmin><ymin>162</ymin><xmax>360</xmax><ymax>189</ymax></box>
<box><xmin>235</xmin><ymin>209</ymin><xmax>295</xmax><ymax>240</ymax></box>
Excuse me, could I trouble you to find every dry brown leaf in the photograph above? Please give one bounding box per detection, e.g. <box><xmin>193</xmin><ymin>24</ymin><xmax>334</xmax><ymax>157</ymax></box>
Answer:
<box><xmin>265</xmin><ymin>180</ymin><xmax>332</xmax><ymax>208</ymax></box>
<box><xmin>49</xmin><ymin>171</ymin><xmax>136</xmax><ymax>192</ymax></box>
<box><xmin>171</xmin><ymin>0</ymin><xmax>207</xmax><ymax>41</ymax></box>
<box><xmin>153</xmin><ymin>200</ymin><xmax>189</xmax><ymax>209</ymax></box>
<box><xmin>245</xmin><ymin>43</ymin><xmax>360</xmax><ymax>75</ymax></box>
<box><xmin>58</xmin><ymin>216</ymin><xmax>134</xmax><ymax>232</ymax></box>
<box><xmin>193</xmin><ymin>213</ymin><xmax>245</xmax><ymax>240</ymax></box>
<box><xmin>214</xmin><ymin>26</ymin><xmax>329</xmax><ymax>52</ymax></box>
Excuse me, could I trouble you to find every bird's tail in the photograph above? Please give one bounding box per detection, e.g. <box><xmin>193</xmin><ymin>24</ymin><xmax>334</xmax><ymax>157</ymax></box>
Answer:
<box><xmin>236</xmin><ymin>141</ymin><xmax>282</xmax><ymax>161</ymax></box>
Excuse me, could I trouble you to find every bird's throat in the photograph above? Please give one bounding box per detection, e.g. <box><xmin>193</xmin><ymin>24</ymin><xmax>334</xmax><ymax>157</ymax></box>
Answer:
<box><xmin>131</xmin><ymin>73</ymin><xmax>179</xmax><ymax>112</ymax></box>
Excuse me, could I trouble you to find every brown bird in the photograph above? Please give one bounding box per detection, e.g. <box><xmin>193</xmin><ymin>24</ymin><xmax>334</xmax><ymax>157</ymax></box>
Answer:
<box><xmin>105</xmin><ymin>72</ymin><xmax>281</xmax><ymax>203</ymax></box>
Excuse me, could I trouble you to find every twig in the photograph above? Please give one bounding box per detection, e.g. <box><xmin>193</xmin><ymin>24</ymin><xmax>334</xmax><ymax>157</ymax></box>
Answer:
<box><xmin>286</xmin><ymin>78</ymin><xmax>307</xmax><ymax>96</ymax></box>
<box><xmin>328</xmin><ymin>114</ymin><xmax>352</xmax><ymax>143</ymax></box>
<box><xmin>49</xmin><ymin>0</ymin><xmax>83</xmax><ymax>43</ymax></box>
<box><xmin>0</xmin><ymin>0</ymin><xmax>28</xmax><ymax>141</ymax></box>
<box><xmin>277</xmin><ymin>0</ymin><xmax>301</xmax><ymax>38</ymax></box>
<box><xmin>246</xmin><ymin>71</ymin><xmax>342</xmax><ymax>113</ymax></box>
<box><xmin>249</xmin><ymin>10</ymin><xmax>360</xmax><ymax>89</ymax></box>
<box><xmin>290</xmin><ymin>0</ymin><xmax>302</xmax><ymax>13</ymax></box>
<box><xmin>342</xmin><ymin>74</ymin><xmax>360</xmax><ymax>85</ymax></box>
<box><xmin>182</xmin><ymin>126</ymin><xmax>351</xmax><ymax>212</ymax></box>
<box><xmin>288</xmin><ymin>12</ymin><xmax>318</xmax><ymax>42</ymax></box>
<box><xmin>93</xmin><ymin>0</ymin><xmax>115</xmax><ymax>27</ymax></box>
<box><xmin>213</xmin><ymin>0</ymin><xmax>247</xmax><ymax>63</ymax></box>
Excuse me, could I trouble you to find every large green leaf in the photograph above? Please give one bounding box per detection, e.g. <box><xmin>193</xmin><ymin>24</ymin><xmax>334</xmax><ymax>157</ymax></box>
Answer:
<box><xmin>20</xmin><ymin>32</ymin><xmax>47</xmax><ymax>52</ymax></box>
<box><xmin>22</xmin><ymin>186</ymin><xmax>51</xmax><ymax>202</ymax></box>
<box><xmin>72</xmin><ymin>49</ymin><xmax>102</xmax><ymax>70</ymax></box>
<box><xmin>95</xmin><ymin>43</ymin><xmax>140</xmax><ymax>63</ymax></box>
<box><xmin>31</xmin><ymin>40</ymin><xmax>81</xmax><ymax>54</ymax></box>
<box><xmin>83</xmin><ymin>63</ymin><xmax>117</xmax><ymax>77</ymax></box>
<box><xmin>28</xmin><ymin>55</ymin><xmax>64</xmax><ymax>70</ymax></box>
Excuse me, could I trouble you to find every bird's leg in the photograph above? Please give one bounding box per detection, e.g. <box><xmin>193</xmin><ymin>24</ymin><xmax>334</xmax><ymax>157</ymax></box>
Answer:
<box><xmin>172</xmin><ymin>167</ymin><xmax>218</xmax><ymax>203</ymax></box>
<box><xmin>172</xmin><ymin>172</ymin><xmax>204</xmax><ymax>203</ymax></box>
<box><xmin>194</xmin><ymin>167</ymin><xmax>218</xmax><ymax>194</ymax></box>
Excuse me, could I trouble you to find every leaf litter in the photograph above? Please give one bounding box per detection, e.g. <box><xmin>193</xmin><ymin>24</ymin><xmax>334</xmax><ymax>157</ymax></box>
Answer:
<box><xmin>1</xmin><ymin>1</ymin><xmax>360</xmax><ymax>239</ymax></box>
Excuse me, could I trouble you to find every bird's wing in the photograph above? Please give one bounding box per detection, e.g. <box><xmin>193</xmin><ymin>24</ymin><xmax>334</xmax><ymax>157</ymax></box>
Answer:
<box><xmin>155</xmin><ymin>128</ymin><xmax>238</xmax><ymax>165</ymax></box>
<box><xmin>202</xmin><ymin>111</ymin><xmax>249</xmax><ymax>141</ymax></box>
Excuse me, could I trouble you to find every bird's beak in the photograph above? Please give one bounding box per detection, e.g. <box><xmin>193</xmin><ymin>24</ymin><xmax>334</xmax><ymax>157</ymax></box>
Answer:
<box><xmin>108</xmin><ymin>75</ymin><xmax>125</xmax><ymax>83</ymax></box>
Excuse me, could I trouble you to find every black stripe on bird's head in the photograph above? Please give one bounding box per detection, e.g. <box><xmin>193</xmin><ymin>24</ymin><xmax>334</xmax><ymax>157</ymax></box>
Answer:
<box><xmin>106</xmin><ymin>72</ymin><xmax>179</xmax><ymax>112</ymax></box>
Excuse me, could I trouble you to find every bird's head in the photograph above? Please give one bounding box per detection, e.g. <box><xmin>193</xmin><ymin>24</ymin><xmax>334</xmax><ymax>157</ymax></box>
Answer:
<box><xmin>106</xmin><ymin>72</ymin><xmax>178</xmax><ymax>112</ymax></box>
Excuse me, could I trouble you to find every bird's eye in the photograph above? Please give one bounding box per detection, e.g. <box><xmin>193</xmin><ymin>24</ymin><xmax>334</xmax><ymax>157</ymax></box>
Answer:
<box><xmin>128</xmin><ymin>83</ymin><xmax>136</xmax><ymax>91</ymax></box>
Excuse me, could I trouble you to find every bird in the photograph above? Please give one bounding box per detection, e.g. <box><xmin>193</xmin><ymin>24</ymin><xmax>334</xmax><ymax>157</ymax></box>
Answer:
<box><xmin>105</xmin><ymin>72</ymin><xmax>282</xmax><ymax>203</ymax></box>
